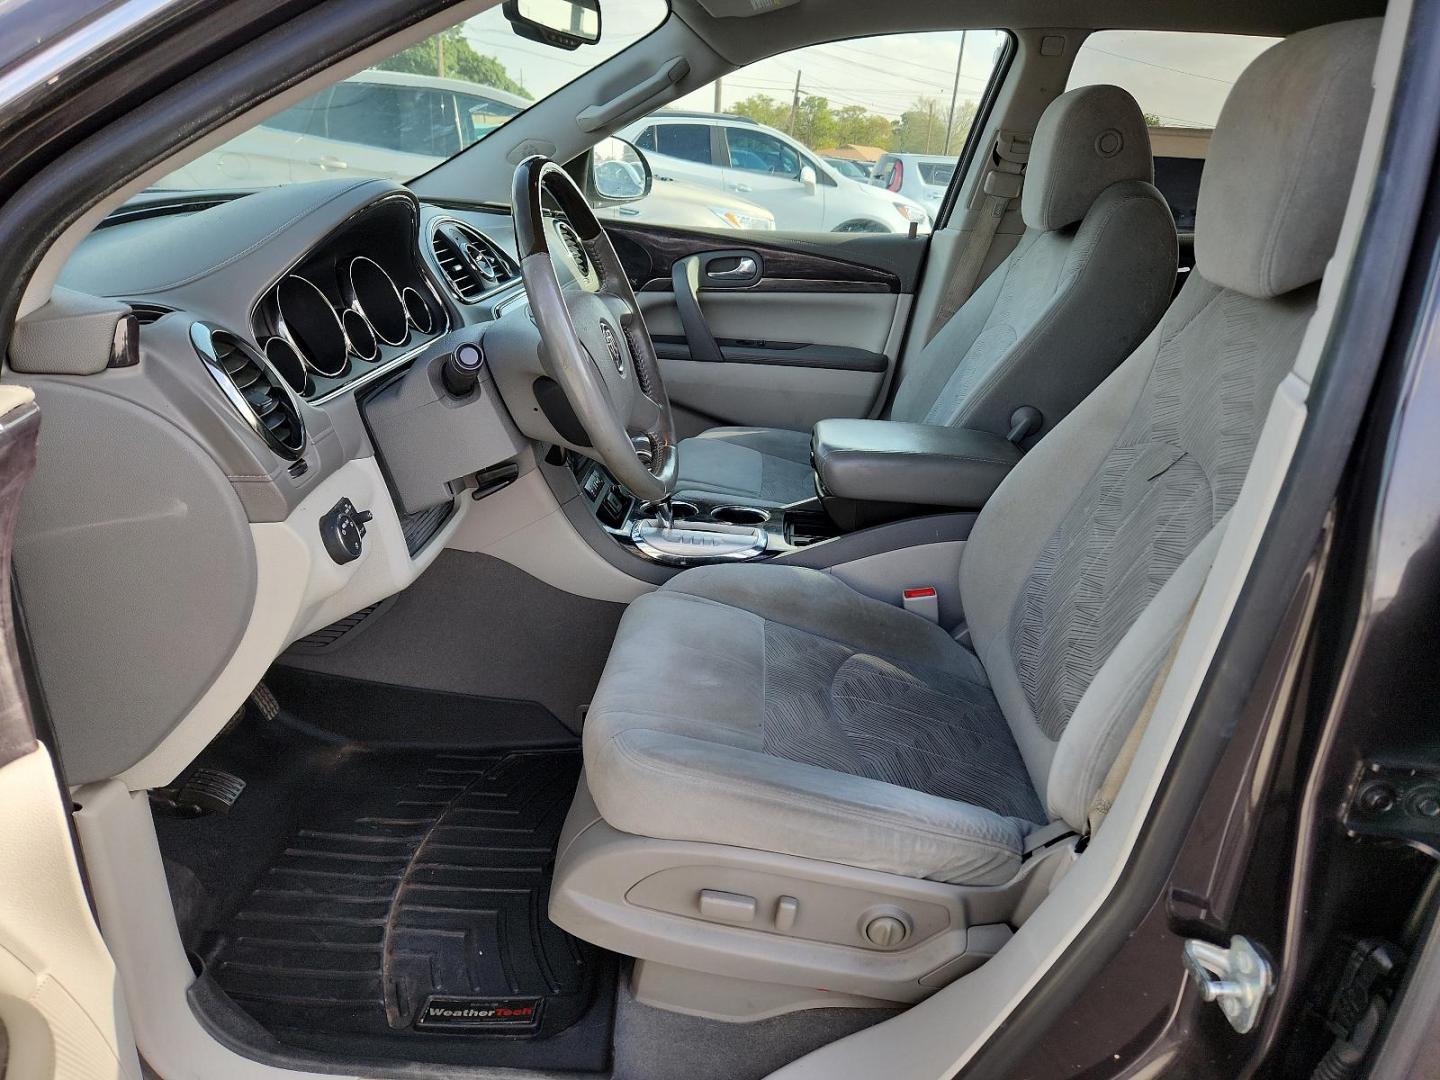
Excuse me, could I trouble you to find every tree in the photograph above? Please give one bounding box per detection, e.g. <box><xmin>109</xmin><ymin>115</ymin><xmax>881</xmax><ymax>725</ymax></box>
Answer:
<box><xmin>892</xmin><ymin>96</ymin><xmax>945</xmax><ymax>154</ymax></box>
<box><xmin>377</xmin><ymin>28</ymin><xmax>531</xmax><ymax>98</ymax></box>
<box><xmin>791</xmin><ymin>95</ymin><xmax>838</xmax><ymax>149</ymax></box>
<box><xmin>729</xmin><ymin>94</ymin><xmax>790</xmax><ymax>130</ymax></box>
<box><xmin>943</xmin><ymin>99</ymin><xmax>978</xmax><ymax>154</ymax></box>
<box><xmin>833</xmin><ymin>104</ymin><xmax>893</xmax><ymax>150</ymax></box>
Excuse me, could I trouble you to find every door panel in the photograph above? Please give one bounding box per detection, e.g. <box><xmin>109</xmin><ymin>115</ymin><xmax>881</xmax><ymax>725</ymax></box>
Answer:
<box><xmin>606</xmin><ymin>220</ymin><xmax>920</xmax><ymax>433</ymax></box>
<box><xmin>607</xmin><ymin>220</ymin><xmax>921</xmax><ymax>434</ymax></box>
<box><xmin>639</xmin><ymin>291</ymin><xmax>902</xmax><ymax>431</ymax></box>
<box><xmin>0</xmin><ymin>387</ymin><xmax>139</xmax><ymax>1080</ymax></box>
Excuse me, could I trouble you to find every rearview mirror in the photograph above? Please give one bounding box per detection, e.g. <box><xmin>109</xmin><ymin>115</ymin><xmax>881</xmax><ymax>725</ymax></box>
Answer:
<box><xmin>502</xmin><ymin>0</ymin><xmax>600</xmax><ymax>51</ymax></box>
<box><xmin>800</xmin><ymin>164</ymin><xmax>818</xmax><ymax>195</ymax></box>
<box><xmin>591</xmin><ymin>137</ymin><xmax>652</xmax><ymax>203</ymax></box>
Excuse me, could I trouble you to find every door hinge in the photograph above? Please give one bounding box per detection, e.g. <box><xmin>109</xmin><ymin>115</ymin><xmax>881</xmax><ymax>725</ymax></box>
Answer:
<box><xmin>1182</xmin><ymin>935</ymin><xmax>1274</xmax><ymax>1034</ymax></box>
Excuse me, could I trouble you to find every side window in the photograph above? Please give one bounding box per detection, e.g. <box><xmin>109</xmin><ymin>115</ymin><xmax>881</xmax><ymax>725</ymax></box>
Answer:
<box><xmin>394</xmin><ymin>89</ymin><xmax>464</xmax><ymax>157</ymax></box>
<box><xmin>651</xmin><ymin>123</ymin><xmax>713</xmax><ymax>164</ymax></box>
<box><xmin>321</xmin><ymin>83</ymin><xmax>397</xmax><ymax>149</ymax></box>
<box><xmin>725</xmin><ymin>128</ymin><xmax>801</xmax><ymax>178</ymax></box>
<box><xmin>615</xmin><ymin>29</ymin><xmax>1008</xmax><ymax>234</ymax></box>
<box><xmin>259</xmin><ymin>95</ymin><xmax>328</xmax><ymax>135</ymax></box>
<box><xmin>1067</xmin><ymin>31</ymin><xmax>1279</xmax><ymax>232</ymax></box>
<box><xmin>459</xmin><ymin>92</ymin><xmax>522</xmax><ymax>143</ymax></box>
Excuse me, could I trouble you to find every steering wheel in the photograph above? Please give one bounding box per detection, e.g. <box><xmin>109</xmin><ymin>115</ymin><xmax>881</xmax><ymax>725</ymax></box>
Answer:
<box><xmin>511</xmin><ymin>156</ymin><xmax>676</xmax><ymax>504</ymax></box>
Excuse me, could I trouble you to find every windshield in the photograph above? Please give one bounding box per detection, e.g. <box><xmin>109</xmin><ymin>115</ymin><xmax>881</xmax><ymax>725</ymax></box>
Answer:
<box><xmin>151</xmin><ymin>2</ymin><xmax>668</xmax><ymax>192</ymax></box>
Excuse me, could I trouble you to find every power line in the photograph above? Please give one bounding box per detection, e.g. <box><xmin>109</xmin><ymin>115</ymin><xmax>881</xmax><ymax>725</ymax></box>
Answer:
<box><xmin>821</xmin><ymin>41</ymin><xmax>992</xmax><ymax>83</ymax></box>
<box><xmin>1078</xmin><ymin>44</ymin><xmax>1237</xmax><ymax>85</ymax></box>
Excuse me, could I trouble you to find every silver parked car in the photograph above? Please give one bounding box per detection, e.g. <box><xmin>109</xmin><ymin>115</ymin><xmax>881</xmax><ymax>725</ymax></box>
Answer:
<box><xmin>160</xmin><ymin>71</ymin><xmax>775</xmax><ymax>231</ymax></box>
<box><xmin>620</xmin><ymin>111</ymin><xmax>931</xmax><ymax>233</ymax></box>
<box><xmin>871</xmin><ymin>152</ymin><xmax>958</xmax><ymax>216</ymax></box>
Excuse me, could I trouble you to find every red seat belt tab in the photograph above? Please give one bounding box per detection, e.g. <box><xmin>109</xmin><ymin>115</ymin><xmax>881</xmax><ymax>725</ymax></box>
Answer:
<box><xmin>902</xmin><ymin>586</ymin><xmax>939</xmax><ymax>623</ymax></box>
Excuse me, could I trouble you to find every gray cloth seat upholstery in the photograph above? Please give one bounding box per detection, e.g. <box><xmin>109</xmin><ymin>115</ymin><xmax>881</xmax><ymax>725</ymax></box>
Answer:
<box><xmin>672</xmin><ymin>83</ymin><xmax>1178</xmax><ymax>507</ymax></box>
<box><xmin>584</xmin><ymin>20</ymin><xmax>1379</xmax><ymax>886</ymax></box>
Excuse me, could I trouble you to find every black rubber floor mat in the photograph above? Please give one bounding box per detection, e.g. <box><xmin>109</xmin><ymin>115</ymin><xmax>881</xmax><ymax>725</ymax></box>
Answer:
<box><xmin>205</xmin><ymin>747</ymin><xmax>613</xmax><ymax>1071</ymax></box>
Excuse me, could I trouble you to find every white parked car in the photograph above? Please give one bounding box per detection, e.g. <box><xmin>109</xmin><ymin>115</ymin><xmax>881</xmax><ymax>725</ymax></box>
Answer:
<box><xmin>870</xmin><ymin>152</ymin><xmax>958</xmax><ymax>216</ymax></box>
<box><xmin>620</xmin><ymin>111</ymin><xmax>931</xmax><ymax>233</ymax></box>
<box><xmin>159</xmin><ymin>71</ymin><xmax>775</xmax><ymax>232</ymax></box>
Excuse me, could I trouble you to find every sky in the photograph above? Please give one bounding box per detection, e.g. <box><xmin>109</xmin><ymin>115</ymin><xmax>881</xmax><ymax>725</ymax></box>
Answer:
<box><xmin>455</xmin><ymin>5</ymin><xmax>1278</xmax><ymax>135</ymax></box>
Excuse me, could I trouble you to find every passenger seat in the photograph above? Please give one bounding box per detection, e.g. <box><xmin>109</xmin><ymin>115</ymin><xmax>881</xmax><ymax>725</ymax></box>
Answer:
<box><xmin>673</xmin><ymin>84</ymin><xmax>1179</xmax><ymax>507</ymax></box>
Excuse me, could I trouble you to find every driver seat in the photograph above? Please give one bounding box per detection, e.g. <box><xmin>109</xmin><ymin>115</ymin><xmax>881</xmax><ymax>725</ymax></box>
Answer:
<box><xmin>555</xmin><ymin>19</ymin><xmax>1378</xmax><ymax>1006</ymax></box>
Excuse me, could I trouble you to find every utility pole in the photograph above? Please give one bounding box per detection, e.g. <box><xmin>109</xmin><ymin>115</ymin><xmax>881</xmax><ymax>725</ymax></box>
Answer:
<box><xmin>945</xmin><ymin>31</ymin><xmax>967</xmax><ymax>155</ymax></box>
<box><xmin>436</xmin><ymin>36</ymin><xmax>446</xmax><ymax>78</ymax></box>
<box><xmin>713</xmin><ymin>78</ymin><xmax>723</xmax><ymax>113</ymax></box>
<box><xmin>788</xmin><ymin>70</ymin><xmax>801</xmax><ymax>135</ymax></box>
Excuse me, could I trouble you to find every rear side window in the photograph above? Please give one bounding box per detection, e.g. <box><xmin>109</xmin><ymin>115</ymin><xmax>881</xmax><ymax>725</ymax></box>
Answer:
<box><xmin>726</xmin><ymin>128</ymin><xmax>802</xmax><ymax>178</ymax></box>
<box><xmin>918</xmin><ymin>162</ymin><xmax>956</xmax><ymax>186</ymax></box>
<box><xmin>1067</xmin><ymin>31</ymin><xmax>1279</xmax><ymax>231</ymax></box>
<box><xmin>651</xmin><ymin>123</ymin><xmax>713</xmax><ymax>164</ymax></box>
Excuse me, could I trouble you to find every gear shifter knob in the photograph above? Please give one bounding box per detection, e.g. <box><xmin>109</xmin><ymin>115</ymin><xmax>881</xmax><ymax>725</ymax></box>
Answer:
<box><xmin>443</xmin><ymin>341</ymin><xmax>485</xmax><ymax>397</ymax></box>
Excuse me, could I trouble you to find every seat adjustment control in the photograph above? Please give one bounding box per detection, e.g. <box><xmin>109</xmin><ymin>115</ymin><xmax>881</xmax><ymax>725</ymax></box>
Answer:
<box><xmin>319</xmin><ymin>497</ymin><xmax>372</xmax><ymax>565</ymax></box>
<box><xmin>698</xmin><ymin>889</ymin><xmax>756</xmax><ymax>924</ymax></box>
<box><xmin>861</xmin><ymin>907</ymin><xmax>913</xmax><ymax>948</ymax></box>
<box><xmin>775</xmin><ymin>895</ymin><xmax>799</xmax><ymax>932</ymax></box>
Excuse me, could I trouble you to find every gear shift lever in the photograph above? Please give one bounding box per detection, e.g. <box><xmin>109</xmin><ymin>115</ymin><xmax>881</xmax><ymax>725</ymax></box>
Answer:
<box><xmin>653</xmin><ymin>496</ymin><xmax>674</xmax><ymax>531</ymax></box>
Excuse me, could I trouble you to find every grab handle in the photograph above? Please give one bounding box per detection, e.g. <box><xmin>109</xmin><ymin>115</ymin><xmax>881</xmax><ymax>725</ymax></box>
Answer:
<box><xmin>576</xmin><ymin>57</ymin><xmax>690</xmax><ymax>132</ymax></box>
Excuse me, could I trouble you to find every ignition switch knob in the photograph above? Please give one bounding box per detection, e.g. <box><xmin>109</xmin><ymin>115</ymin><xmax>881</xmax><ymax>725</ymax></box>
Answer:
<box><xmin>443</xmin><ymin>341</ymin><xmax>485</xmax><ymax>397</ymax></box>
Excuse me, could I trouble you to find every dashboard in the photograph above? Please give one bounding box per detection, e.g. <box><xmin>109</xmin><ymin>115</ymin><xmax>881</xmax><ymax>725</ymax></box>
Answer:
<box><xmin>15</xmin><ymin>178</ymin><xmax>539</xmax><ymax>790</ymax></box>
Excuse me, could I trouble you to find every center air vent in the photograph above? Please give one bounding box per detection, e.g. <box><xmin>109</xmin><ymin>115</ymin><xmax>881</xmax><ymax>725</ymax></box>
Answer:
<box><xmin>431</xmin><ymin>221</ymin><xmax>515</xmax><ymax>303</ymax></box>
<box><xmin>554</xmin><ymin>220</ymin><xmax>590</xmax><ymax>277</ymax></box>
<box><xmin>192</xmin><ymin>323</ymin><xmax>306</xmax><ymax>461</ymax></box>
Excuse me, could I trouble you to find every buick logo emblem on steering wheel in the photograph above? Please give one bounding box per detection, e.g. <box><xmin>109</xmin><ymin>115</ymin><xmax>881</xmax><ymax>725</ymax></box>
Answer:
<box><xmin>600</xmin><ymin>322</ymin><xmax>625</xmax><ymax>376</ymax></box>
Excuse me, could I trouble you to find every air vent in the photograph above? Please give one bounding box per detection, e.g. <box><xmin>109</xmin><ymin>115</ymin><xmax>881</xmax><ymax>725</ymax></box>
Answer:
<box><xmin>128</xmin><ymin>302</ymin><xmax>173</xmax><ymax>325</ymax></box>
<box><xmin>554</xmin><ymin>220</ymin><xmax>590</xmax><ymax>277</ymax></box>
<box><xmin>191</xmin><ymin>323</ymin><xmax>306</xmax><ymax>461</ymax></box>
<box><xmin>431</xmin><ymin>221</ymin><xmax>515</xmax><ymax>303</ymax></box>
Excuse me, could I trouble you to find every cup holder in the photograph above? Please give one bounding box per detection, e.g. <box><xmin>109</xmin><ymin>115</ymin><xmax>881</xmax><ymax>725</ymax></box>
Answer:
<box><xmin>668</xmin><ymin>501</ymin><xmax>700</xmax><ymax>520</ymax></box>
<box><xmin>712</xmin><ymin>505</ymin><xmax>771</xmax><ymax>526</ymax></box>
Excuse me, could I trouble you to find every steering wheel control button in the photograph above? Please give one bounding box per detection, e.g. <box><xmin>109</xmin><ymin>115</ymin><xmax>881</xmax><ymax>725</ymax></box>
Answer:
<box><xmin>320</xmin><ymin>497</ymin><xmax>370</xmax><ymax>565</ymax></box>
<box><xmin>443</xmin><ymin>341</ymin><xmax>485</xmax><ymax>397</ymax></box>
<box><xmin>698</xmin><ymin>889</ymin><xmax>757</xmax><ymax>924</ymax></box>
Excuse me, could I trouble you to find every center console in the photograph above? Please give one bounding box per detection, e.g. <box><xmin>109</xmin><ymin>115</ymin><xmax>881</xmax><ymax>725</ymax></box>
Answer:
<box><xmin>572</xmin><ymin>454</ymin><xmax>837</xmax><ymax>567</ymax></box>
<box><xmin>565</xmin><ymin>419</ymin><xmax>1025</xmax><ymax>571</ymax></box>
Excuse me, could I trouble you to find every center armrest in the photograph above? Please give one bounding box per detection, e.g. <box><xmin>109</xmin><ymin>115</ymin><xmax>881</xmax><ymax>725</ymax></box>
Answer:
<box><xmin>812</xmin><ymin>419</ymin><xmax>1021</xmax><ymax>517</ymax></box>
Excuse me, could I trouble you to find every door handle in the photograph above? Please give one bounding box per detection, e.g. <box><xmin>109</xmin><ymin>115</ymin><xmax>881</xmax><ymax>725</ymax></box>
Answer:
<box><xmin>708</xmin><ymin>257</ymin><xmax>757</xmax><ymax>281</ymax></box>
<box><xmin>315</xmin><ymin>155</ymin><xmax>348</xmax><ymax>171</ymax></box>
<box><xmin>727</xmin><ymin>183</ymin><xmax>752</xmax><ymax>193</ymax></box>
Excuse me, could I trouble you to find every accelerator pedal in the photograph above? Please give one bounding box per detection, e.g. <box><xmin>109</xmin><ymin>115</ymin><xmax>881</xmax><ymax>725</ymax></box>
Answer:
<box><xmin>152</xmin><ymin>767</ymin><xmax>246</xmax><ymax>817</ymax></box>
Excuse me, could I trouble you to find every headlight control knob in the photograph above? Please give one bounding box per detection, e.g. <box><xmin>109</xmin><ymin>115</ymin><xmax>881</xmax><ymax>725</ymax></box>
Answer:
<box><xmin>443</xmin><ymin>341</ymin><xmax>485</xmax><ymax>397</ymax></box>
<box><xmin>320</xmin><ymin>497</ymin><xmax>372</xmax><ymax>565</ymax></box>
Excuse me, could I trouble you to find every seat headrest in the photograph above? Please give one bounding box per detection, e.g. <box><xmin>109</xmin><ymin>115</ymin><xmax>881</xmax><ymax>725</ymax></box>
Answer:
<box><xmin>1195</xmin><ymin>19</ymin><xmax>1381</xmax><ymax>299</ymax></box>
<box><xmin>1021</xmin><ymin>84</ymin><xmax>1153</xmax><ymax>232</ymax></box>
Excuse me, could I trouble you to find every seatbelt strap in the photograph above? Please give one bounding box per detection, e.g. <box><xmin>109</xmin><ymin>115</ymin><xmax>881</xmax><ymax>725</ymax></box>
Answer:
<box><xmin>924</xmin><ymin>131</ymin><xmax>1030</xmax><ymax>344</ymax></box>
<box><xmin>1084</xmin><ymin>593</ymin><xmax>1203</xmax><ymax>839</ymax></box>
